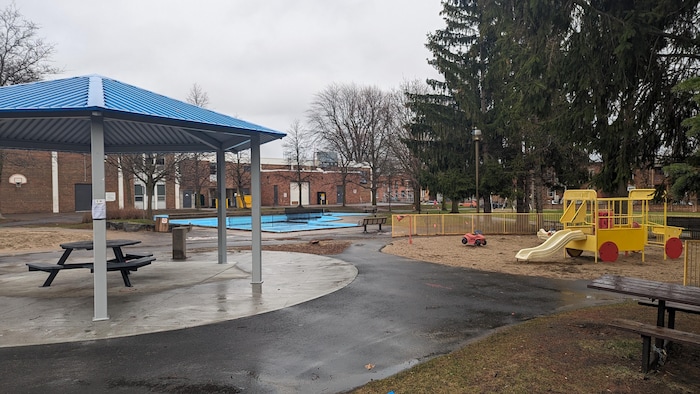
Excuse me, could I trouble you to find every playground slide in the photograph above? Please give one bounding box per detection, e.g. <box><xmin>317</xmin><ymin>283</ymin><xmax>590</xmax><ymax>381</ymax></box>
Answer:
<box><xmin>515</xmin><ymin>229</ymin><xmax>587</xmax><ymax>261</ymax></box>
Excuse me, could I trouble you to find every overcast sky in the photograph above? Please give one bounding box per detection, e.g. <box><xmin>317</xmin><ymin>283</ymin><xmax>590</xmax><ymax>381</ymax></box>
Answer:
<box><xmin>15</xmin><ymin>1</ymin><xmax>445</xmax><ymax>157</ymax></box>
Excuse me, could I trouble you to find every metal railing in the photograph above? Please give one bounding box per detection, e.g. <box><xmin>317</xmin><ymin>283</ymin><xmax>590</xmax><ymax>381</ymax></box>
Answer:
<box><xmin>684</xmin><ymin>240</ymin><xmax>700</xmax><ymax>287</ymax></box>
<box><xmin>391</xmin><ymin>212</ymin><xmax>563</xmax><ymax>237</ymax></box>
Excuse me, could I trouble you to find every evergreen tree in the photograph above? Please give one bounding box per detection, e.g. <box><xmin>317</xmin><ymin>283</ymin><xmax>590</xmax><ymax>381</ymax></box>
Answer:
<box><xmin>664</xmin><ymin>76</ymin><xmax>700</xmax><ymax>200</ymax></box>
<box><xmin>563</xmin><ymin>0</ymin><xmax>700</xmax><ymax>196</ymax></box>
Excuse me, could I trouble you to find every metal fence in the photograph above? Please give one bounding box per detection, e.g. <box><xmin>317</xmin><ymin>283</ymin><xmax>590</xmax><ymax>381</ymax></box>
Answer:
<box><xmin>684</xmin><ymin>240</ymin><xmax>700</xmax><ymax>287</ymax></box>
<box><xmin>391</xmin><ymin>212</ymin><xmax>563</xmax><ymax>237</ymax></box>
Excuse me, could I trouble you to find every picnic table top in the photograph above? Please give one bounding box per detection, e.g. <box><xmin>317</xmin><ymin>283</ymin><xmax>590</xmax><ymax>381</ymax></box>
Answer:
<box><xmin>59</xmin><ymin>239</ymin><xmax>141</xmax><ymax>250</ymax></box>
<box><xmin>588</xmin><ymin>274</ymin><xmax>700</xmax><ymax>307</ymax></box>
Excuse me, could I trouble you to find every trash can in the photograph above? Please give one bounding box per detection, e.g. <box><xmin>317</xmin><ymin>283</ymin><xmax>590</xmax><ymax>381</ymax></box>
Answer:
<box><xmin>172</xmin><ymin>226</ymin><xmax>187</xmax><ymax>260</ymax></box>
<box><xmin>155</xmin><ymin>216</ymin><xmax>169</xmax><ymax>232</ymax></box>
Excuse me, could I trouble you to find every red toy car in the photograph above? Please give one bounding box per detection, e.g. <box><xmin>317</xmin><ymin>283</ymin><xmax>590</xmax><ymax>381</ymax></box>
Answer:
<box><xmin>462</xmin><ymin>230</ymin><xmax>486</xmax><ymax>246</ymax></box>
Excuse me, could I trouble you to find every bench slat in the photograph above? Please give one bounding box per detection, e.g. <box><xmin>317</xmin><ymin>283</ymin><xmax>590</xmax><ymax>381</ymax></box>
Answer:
<box><xmin>609</xmin><ymin>318</ymin><xmax>700</xmax><ymax>373</ymax></box>
<box><xmin>107</xmin><ymin>256</ymin><xmax>154</xmax><ymax>271</ymax></box>
<box><xmin>610</xmin><ymin>319</ymin><xmax>700</xmax><ymax>346</ymax></box>
<box><xmin>26</xmin><ymin>262</ymin><xmax>92</xmax><ymax>271</ymax></box>
<box><xmin>638</xmin><ymin>300</ymin><xmax>700</xmax><ymax>315</ymax></box>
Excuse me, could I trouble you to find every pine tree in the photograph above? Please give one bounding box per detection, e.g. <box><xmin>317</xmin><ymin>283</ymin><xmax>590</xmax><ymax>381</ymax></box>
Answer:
<box><xmin>563</xmin><ymin>0</ymin><xmax>700</xmax><ymax>196</ymax></box>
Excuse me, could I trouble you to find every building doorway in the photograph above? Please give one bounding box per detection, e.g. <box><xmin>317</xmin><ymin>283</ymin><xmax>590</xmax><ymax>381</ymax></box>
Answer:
<box><xmin>74</xmin><ymin>183</ymin><xmax>92</xmax><ymax>211</ymax></box>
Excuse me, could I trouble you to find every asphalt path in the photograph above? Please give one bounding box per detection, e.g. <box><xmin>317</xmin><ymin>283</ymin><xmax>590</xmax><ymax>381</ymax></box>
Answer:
<box><xmin>0</xmin><ymin>236</ymin><xmax>596</xmax><ymax>393</ymax></box>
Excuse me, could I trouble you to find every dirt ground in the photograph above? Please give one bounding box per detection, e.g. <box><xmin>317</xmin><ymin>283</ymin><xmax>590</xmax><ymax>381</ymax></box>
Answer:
<box><xmin>382</xmin><ymin>234</ymin><xmax>688</xmax><ymax>284</ymax></box>
<box><xmin>0</xmin><ymin>227</ymin><xmax>101</xmax><ymax>254</ymax></box>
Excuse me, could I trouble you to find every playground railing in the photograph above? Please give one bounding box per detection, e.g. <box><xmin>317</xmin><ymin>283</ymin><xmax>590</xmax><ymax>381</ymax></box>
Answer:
<box><xmin>391</xmin><ymin>212</ymin><xmax>563</xmax><ymax>237</ymax></box>
<box><xmin>684</xmin><ymin>240</ymin><xmax>700</xmax><ymax>287</ymax></box>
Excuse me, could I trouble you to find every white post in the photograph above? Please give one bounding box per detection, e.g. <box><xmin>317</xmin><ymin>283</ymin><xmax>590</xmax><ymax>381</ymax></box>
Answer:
<box><xmin>251</xmin><ymin>133</ymin><xmax>262</xmax><ymax>288</ymax></box>
<box><xmin>91</xmin><ymin>114</ymin><xmax>109</xmax><ymax>321</ymax></box>
<box><xmin>217</xmin><ymin>148</ymin><xmax>227</xmax><ymax>264</ymax></box>
<box><xmin>51</xmin><ymin>152</ymin><xmax>59</xmax><ymax>213</ymax></box>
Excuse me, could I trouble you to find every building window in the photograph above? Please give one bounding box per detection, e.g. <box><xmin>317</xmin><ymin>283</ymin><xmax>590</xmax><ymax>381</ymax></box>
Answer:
<box><xmin>157</xmin><ymin>184</ymin><xmax>165</xmax><ymax>203</ymax></box>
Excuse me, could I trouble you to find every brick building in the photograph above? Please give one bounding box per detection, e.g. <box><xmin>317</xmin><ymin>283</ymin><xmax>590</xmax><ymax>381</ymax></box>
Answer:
<box><xmin>1</xmin><ymin>150</ymin><xmax>127</xmax><ymax>214</ymax></box>
<box><xmin>0</xmin><ymin>150</ymin><xmax>373</xmax><ymax>214</ymax></box>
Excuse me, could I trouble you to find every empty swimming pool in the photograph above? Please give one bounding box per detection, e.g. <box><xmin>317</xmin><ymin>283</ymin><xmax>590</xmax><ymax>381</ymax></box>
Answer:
<box><xmin>168</xmin><ymin>212</ymin><xmax>364</xmax><ymax>233</ymax></box>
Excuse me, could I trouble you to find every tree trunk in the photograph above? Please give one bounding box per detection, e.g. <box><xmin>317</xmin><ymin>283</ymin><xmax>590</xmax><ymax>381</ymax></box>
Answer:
<box><xmin>297</xmin><ymin>181</ymin><xmax>303</xmax><ymax>207</ymax></box>
<box><xmin>413</xmin><ymin>181</ymin><xmax>421</xmax><ymax>213</ymax></box>
<box><xmin>146</xmin><ymin>181</ymin><xmax>155</xmax><ymax>220</ymax></box>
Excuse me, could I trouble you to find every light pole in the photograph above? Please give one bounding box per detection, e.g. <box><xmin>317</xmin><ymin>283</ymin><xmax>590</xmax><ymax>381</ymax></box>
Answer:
<box><xmin>472</xmin><ymin>128</ymin><xmax>482</xmax><ymax>213</ymax></box>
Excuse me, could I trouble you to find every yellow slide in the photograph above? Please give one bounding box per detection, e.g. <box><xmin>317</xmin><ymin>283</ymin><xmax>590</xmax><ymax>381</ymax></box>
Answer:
<box><xmin>515</xmin><ymin>229</ymin><xmax>587</xmax><ymax>261</ymax></box>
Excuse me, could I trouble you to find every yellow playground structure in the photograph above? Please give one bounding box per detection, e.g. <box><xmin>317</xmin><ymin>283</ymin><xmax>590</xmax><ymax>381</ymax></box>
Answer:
<box><xmin>516</xmin><ymin>189</ymin><xmax>683</xmax><ymax>263</ymax></box>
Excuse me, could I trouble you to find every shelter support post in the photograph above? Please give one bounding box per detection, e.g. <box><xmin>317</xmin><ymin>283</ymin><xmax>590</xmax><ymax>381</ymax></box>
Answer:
<box><xmin>90</xmin><ymin>114</ymin><xmax>109</xmax><ymax>321</ymax></box>
<box><xmin>251</xmin><ymin>133</ymin><xmax>262</xmax><ymax>289</ymax></box>
<box><xmin>216</xmin><ymin>148</ymin><xmax>227</xmax><ymax>264</ymax></box>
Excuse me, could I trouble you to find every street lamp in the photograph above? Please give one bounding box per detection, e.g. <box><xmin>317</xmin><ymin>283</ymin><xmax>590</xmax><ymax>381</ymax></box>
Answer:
<box><xmin>472</xmin><ymin>128</ymin><xmax>482</xmax><ymax>213</ymax></box>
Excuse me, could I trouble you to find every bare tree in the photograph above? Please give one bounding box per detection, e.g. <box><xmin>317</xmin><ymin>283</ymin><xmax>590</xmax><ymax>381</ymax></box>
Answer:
<box><xmin>178</xmin><ymin>153</ymin><xmax>213</xmax><ymax>209</ymax></box>
<box><xmin>0</xmin><ymin>3</ymin><xmax>60</xmax><ymax>218</ymax></box>
<box><xmin>186</xmin><ymin>83</ymin><xmax>209</xmax><ymax>108</ymax></box>
<box><xmin>226</xmin><ymin>150</ymin><xmax>251</xmax><ymax>208</ymax></box>
<box><xmin>0</xmin><ymin>3</ymin><xmax>60</xmax><ymax>86</ymax></box>
<box><xmin>181</xmin><ymin>83</ymin><xmax>213</xmax><ymax>208</ymax></box>
<box><xmin>308</xmin><ymin>84</ymin><xmax>356</xmax><ymax>206</ymax></box>
<box><xmin>282</xmin><ymin>120</ymin><xmax>316</xmax><ymax>207</ymax></box>
<box><xmin>106</xmin><ymin>153</ymin><xmax>184</xmax><ymax>219</ymax></box>
<box><xmin>308</xmin><ymin>83</ymin><xmax>394</xmax><ymax>206</ymax></box>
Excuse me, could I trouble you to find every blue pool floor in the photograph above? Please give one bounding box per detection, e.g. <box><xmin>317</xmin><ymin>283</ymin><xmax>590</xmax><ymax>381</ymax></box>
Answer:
<box><xmin>168</xmin><ymin>212</ymin><xmax>366</xmax><ymax>233</ymax></box>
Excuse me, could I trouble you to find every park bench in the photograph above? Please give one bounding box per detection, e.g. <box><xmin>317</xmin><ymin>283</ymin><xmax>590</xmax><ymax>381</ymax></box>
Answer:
<box><xmin>666</xmin><ymin>217</ymin><xmax>700</xmax><ymax>239</ymax></box>
<box><xmin>284</xmin><ymin>207</ymin><xmax>324</xmax><ymax>222</ymax></box>
<box><xmin>608</xmin><ymin>318</ymin><xmax>700</xmax><ymax>373</ymax></box>
<box><xmin>361</xmin><ymin>216</ymin><xmax>387</xmax><ymax>233</ymax></box>
<box><xmin>363</xmin><ymin>205</ymin><xmax>378</xmax><ymax>214</ymax></box>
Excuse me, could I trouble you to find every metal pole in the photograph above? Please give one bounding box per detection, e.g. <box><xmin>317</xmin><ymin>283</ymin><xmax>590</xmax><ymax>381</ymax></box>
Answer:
<box><xmin>472</xmin><ymin>128</ymin><xmax>482</xmax><ymax>214</ymax></box>
<box><xmin>475</xmin><ymin>139</ymin><xmax>479</xmax><ymax>214</ymax></box>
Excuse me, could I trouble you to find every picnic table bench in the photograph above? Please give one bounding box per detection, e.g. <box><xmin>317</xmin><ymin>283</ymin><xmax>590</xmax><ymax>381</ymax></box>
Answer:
<box><xmin>26</xmin><ymin>239</ymin><xmax>155</xmax><ymax>287</ymax></box>
<box><xmin>609</xmin><ymin>319</ymin><xmax>700</xmax><ymax>372</ymax></box>
<box><xmin>637</xmin><ymin>299</ymin><xmax>700</xmax><ymax>329</ymax></box>
<box><xmin>27</xmin><ymin>255</ymin><xmax>154</xmax><ymax>287</ymax></box>
<box><xmin>361</xmin><ymin>216</ymin><xmax>386</xmax><ymax>233</ymax></box>
<box><xmin>588</xmin><ymin>275</ymin><xmax>700</xmax><ymax>372</ymax></box>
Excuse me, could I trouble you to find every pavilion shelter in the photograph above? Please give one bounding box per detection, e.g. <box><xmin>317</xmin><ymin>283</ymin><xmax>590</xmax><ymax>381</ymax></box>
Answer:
<box><xmin>0</xmin><ymin>75</ymin><xmax>285</xmax><ymax>320</ymax></box>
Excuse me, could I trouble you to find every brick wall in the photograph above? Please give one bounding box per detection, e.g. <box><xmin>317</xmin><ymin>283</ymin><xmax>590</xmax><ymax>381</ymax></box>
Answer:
<box><xmin>1</xmin><ymin>150</ymin><xmax>377</xmax><ymax>214</ymax></box>
<box><xmin>260</xmin><ymin>169</ymin><xmax>372</xmax><ymax>206</ymax></box>
<box><xmin>1</xmin><ymin>150</ymin><xmax>53</xmax><ymax>214</ymax></box>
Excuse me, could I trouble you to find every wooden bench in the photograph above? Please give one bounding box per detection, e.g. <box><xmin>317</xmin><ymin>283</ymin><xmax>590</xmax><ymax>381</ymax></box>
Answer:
<box><xmin>27</xmin><ymin>255</ymin><xmax>155</xmax><ymax>288</ymax></box>
<box><xmin>609</xmin><ymin>318</ymin><xmax>700</xmax><ymax>373</ymax></box>
<box><xmin>361</xmin><ymin>216</ymin><xmax>387</xmax><ymax>233</ymax></box>
<box><xmin>667</xmin><ymin>217</ymin><xmax>700</xmax><ymax>239</ymax></box>
<box><xmin>363</xmin><ymin>206</ymin><xmax>378</xmax><ymax>214</ymax></box>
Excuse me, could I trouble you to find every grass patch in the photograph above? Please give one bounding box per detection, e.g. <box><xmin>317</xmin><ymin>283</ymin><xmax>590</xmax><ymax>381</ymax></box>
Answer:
<box><xmin>350</xmin><ymin>302</ymin><xmax>700</xmax><ymax>393</ymax></box>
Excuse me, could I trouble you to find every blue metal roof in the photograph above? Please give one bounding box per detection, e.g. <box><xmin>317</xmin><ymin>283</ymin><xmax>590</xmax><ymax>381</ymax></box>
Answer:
<box><xmin>0</xmin><ymin>75</ymin><xmax>285</xmax><ymax>153</ymax></box>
